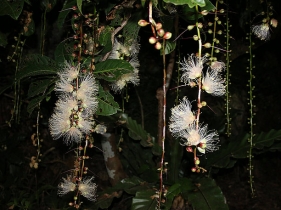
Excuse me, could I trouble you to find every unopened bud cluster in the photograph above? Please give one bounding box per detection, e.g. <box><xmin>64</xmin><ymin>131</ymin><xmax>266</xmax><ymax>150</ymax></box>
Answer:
<box><xmin>138</xmin><ymin>19</ymin><xmax>172</xmax><ymax>50</ymax></box>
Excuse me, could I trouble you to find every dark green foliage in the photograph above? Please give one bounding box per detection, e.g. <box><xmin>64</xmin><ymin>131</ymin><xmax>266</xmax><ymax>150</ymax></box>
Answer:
<box><xmin>0</xmin><ymin>0</ymin><xmax>24</xmax><ymax>20</ymax></box>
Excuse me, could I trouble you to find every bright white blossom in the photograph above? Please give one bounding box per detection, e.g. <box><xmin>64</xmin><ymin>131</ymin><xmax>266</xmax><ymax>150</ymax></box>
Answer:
<box><xmin>58</xmin><ymin>177</ymin><xmax>76</xmax><ymax>196</ymax></box>
<box><xmin>180</xmin><ymin>54</ymin><xmax>208</xmax><ymax>85</ymax></box>
<box><xmin>169</xmin><ymin>97</ymin><xmax>195</xmax><ymax>137</ymax></box>
<box><xmin>49</xmin><ymin>63</ymin><xmax>99</xmax><ymax>145</ymax></box>
<box><xmin>55</xmin><ymin>77</ymin><xmax>74</xmax><ymax>94</ymax></box>
<box><xmin>78</xmin><ymin>177</ymin><xmax>98</xmax><ymax>201</ymax></box>
<box><xmin>202</xmin><ymin>70</ymin><xmax>225</xmax><ymax>96</ymax></box>
<box><xmin>58</xmin><ymin>62</ymin><xmax>79</xmax><ymax>81</ymax></box>
<box><xmin>252</xmin><ymin>23</ymin><xmax>270</xmax><ymax>41</ymax></box>
<box><xmin>180</xmin><ymin>123</ymin><xmax>219</xmax><ymax>154</ymax></box>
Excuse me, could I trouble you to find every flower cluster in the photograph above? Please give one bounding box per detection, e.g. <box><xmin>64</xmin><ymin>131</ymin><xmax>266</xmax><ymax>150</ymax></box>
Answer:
<box><xmin>49</xmin><ymin>62</ymin><xmax>99</xmax><ymax>145</ymax></box>
<box><xmin>58</xmin><ymin>176</ymin><xmax>97</xmax><ymax>201</ymax></box>
<box><xmin>109</xmin><ymin>39</ymin><xmax>140</xmax><ymax>92</ymax></box>
<box><xmin>179</xmin><ymin>54</ymin><xmax>225</xmax><ymax>96</ymax></box>
<box><xmin>169</xmin><ymin>98</ymin><xmax>219</xmax><ymax>154</ymax></box>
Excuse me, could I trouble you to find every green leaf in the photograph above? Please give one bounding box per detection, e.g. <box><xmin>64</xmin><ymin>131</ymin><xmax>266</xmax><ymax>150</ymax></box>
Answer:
<box><xmin>96</xmin><ymin>84</ymin><xmax>120</xmax><ymax>116</ymax></box>
<box><xmin>0</xmin><ymin>32</ymin><xmax>8</xmax><ymax>47</ymax></box>
<box><xmin>28</xmin><ymin>79</ymin><xmax>56</xmax><ymax>98</ymax></box>
<box><xmin>163</xmin><ymin>178</ymin><xmax>194</xmax><ymax>209</ymax></box>
<box><xmin>113</xmin><ymin>176</ymin><xmax>148</xmax><ymax>195</ymax></box>
<box><xmin>54</xmin><ymin>42</ymin><xmax>72</xmax><ymax>63</ymax></box>
<box><xmin>57</xmin><ymin>0</ymin><xmax>76</xmax><ymax>29</ymax></box>
<box><xmin>94</xmin><ymin>59</ymin><xmax>133</xmax><ymax>82</ymax></box>
<box><xmin>162</xmin><ymin>40</ymin><xmax>176</xmax><ymax>55</ymax></box>
<box><xmin>131</xmin><ymin>189</ymin><xmax>157</xmax><ymax>210</ymax></box>
<box><xmin>204</xmin><ymin>129</ymin><xmax>281</xmax><ymax>169</ymax></box>
<box><xmin>77</xmin><ymin>0</ymin><xmax>83</xmax><ymax>14</ymax></box>
<box><xmin>0</xmin><ymin>0</ymin><xmax>24</xmax><ymax>20</ymax></box>
<box><xmin>180</xmin><ymin>0</ymin><xmax>215</xmax><ymax>21</ymax></box>
<box><xmin>99</xmin><ymin>26</ymin><xmax>113</xmax><ymax>55</ymax></box>
<box><xmin>118</xmin><ymin>113</ymin><xmax>154</xmax><ymax>147</ymax></box>
<box><xmin>17</xmin><ymin>54</ymin><xmax>59</xmax><ymax>80</ymax></box>
<box><xmin>188</xmin><ymin>178</ymin><xmax>228</xmax><ymax>210</ymax></box>
<box><xmin>27</xmin><ymin>85</ymin><xmax>54</xmax><ymax>115</ymax></box>
<box><xmin>163</xmin><ymin>0</ymin><xmax>205</xmax><ymax>7</ymax></box>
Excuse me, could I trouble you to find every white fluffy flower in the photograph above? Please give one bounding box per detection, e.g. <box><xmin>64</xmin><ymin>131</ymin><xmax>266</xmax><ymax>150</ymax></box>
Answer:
<box><xmin>169</xmin><ymin>97</ymin><xmax>195</xmax><ymax>137</ymax></box>
<box><xmin>58</xmin><ymin>177</ymin><xmax>76</xmax><ymax>196</ymax></box>
<box><xmin>252</xmin><ymin>23</ymin><xmax>270</xmax><ymax>41</ymax></box>
<box><xmin>58</xmin><ymin>62</ymin><xmax>80</xmax><ymax>82</ymax></box>
<box><xmin>202</xmin><ymin>70</ymin><xmax>225</xmax><ymax>96</ymax></box>
<box><xmin>180</xmin><ymin>54</ymin><xmax>208</xmax><ymax>85</ymax></box>
<box><xmin>78</xmin><ymin>177</ymin><xmax>97</xmax><ymax>201</ymax></box>
<box><xmin>180</xmin><ymin>123</ymin><xmax>219</xmax><ymax>154</ymax></box>
<box><xmin>55</xmin><ymin>77</ymin><xmax>74</xmax><ymax>94</ymax></box>
<box><xmin>49</xmin><ymin>109</ymin><xmax>71</xmax><ymax>140</ymax></box>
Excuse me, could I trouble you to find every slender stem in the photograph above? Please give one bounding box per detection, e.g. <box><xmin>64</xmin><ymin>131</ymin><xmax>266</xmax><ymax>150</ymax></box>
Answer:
<box><xmin>248</xmin><ymin>0</ymin><xmax>254</xmax><ymax>197</ymax></box>
<box><xmin>225</xmin><ymin>0</ymin><xmax>231</xmax><ymax>137</ymax></box>
<box><xmin>195</xmin><ymin>5</ymin><xmax>202</xmax><ymax>131</ymax></box>
<box><xmin>158</xmin><ymin>39</ymin><xmax>167</xmax><ymax>209</ymax></box>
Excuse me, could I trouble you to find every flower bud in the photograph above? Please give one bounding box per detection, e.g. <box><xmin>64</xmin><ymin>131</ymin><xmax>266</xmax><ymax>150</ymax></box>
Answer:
<box><xmin>201</xmin><ymin>10</ymin><xmax>208</xmax><ymax>15</ymax></box>
<box><xmin>163</xmin><ymin>32</ymin><xmax>172</xmax><ymax>39</ymax></box>
<box><xmin>155</xmin><ymin>42</ymin><xmax>162</xmax><ymax>50</ymax></box>
<box><xmin>193</xmin><ymin>35</ymin><xmax>199</xmax><ymax>41</ymax></box>
<box><xmin>156</xmin><ymin>23</ymin><xmax>162</xmax><ymax>30</ymax></box>
<box><xmin>191</xmin><ymin>167</ymin><xmax>197</xmax><ymax>172</ymax></box>
<box><xmin>187</xmin><ymin>25</ymin><xmax>195</xmax><ymax>30</ymax></box>
<box><xmin>270</xmin><ymin>18</ymin><xmax>278</xmax><ymax>28</ymax></box>
<box><xmin>204</xmin><ymin>43</ymin><xmax>211</xmax><ymax>48</ymax></box>
<box><xmin>149</xmin><ymin>37</ymin><xmax>157</xmax><ymax>44</ymax></box>
<box><xmin>195</xmin><ymin>159</ymin><xmax>200</xmax><ymax>165</ymax></box>
<box><xmin>186</xmin><ymin>146</ymin><xmax>193</xmax><ymax>152</ymax></box>
<box><xmin>138</xmin><ymin>19</ymin><xmax>149</xmax><ymax>27</ymax></box>
<box><xmin>157</xmin><ymin>29</ymin><xmax>165</xmax><ymax>37</ymax></box>
<box><xmin>197</xmin><ymin>22</ymin><xmax>203</xmax><ymax>28</ymax></box>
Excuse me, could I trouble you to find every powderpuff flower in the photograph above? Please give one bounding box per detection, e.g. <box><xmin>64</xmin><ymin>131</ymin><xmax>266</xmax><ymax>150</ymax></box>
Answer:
<box><xmin>49</xmin><ymin>109</ymin><xmax>71</xmax><ymax>140</ymax></box>
<box><xmin>64</xmin><ymin>126</ymin><xmax>82</xmax><ymax>144</ymax></box>
<box><xmin>180</xmin><ymin>123</ymin><xmax>219</xmax><ymax>154</ymax></box>
<box><xmin>169</xmin><ymin>97</ymin><xmax>195</xmax><ymax>137</ymax></box>
<box><xmin>202</xmin><ymin>70</ymin><xmax>225</xmax><ymax>96</ymax></box>
<box><xmin>78</xmin><ymin>177</ymin><xmax>98</xmax><ymax>201</ymax></box>
<box><xmin>180</xmin><ymin>54</ymin><xmax>208</xmax><ymax>85</ymax></box>
<box><xmin>49</xmin><ymin>109</ymin><xmax>83</xmax><ymax>145</ymax></box>
<box><xmin>58</xmin><ymin>177</ymin><xmax>76</xmax><ymax>196</ymax></box>
<box><xmin>76</xmin><ymin>74</ymin><xmax>98</xmax><ymax>100</ymax></box>
<box><xmin>55</xmin><ymin>97</ymin><xmax>78</xmax><ymax>114</ymax></box>
<box><xmin>58</xmin><ymin>62</ymin><xmax>80</xmax><ymax>82</ymax></box>
<box><xmin>55</xmin><ymin>78</ymin><xmax>74</xmax><ymax>94</ymax></box>
<box><xmin>111</xmin><ymin>71</ymin><xmax>140</xmax><ymax>92</ymax></box>
<box><xmin>109</xmin><ymin>39</ymin><xmax>130</xmax><ymax>59</ymax></box>
<box><xmin>251</xmin><ymin>22</ymin><xmax>270</xmax><ymax>41</ymax></box>
<box><xmin>77</xmin><ymin>116</ymin><xmax>94</xmax><ymax>134</ymax></box>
